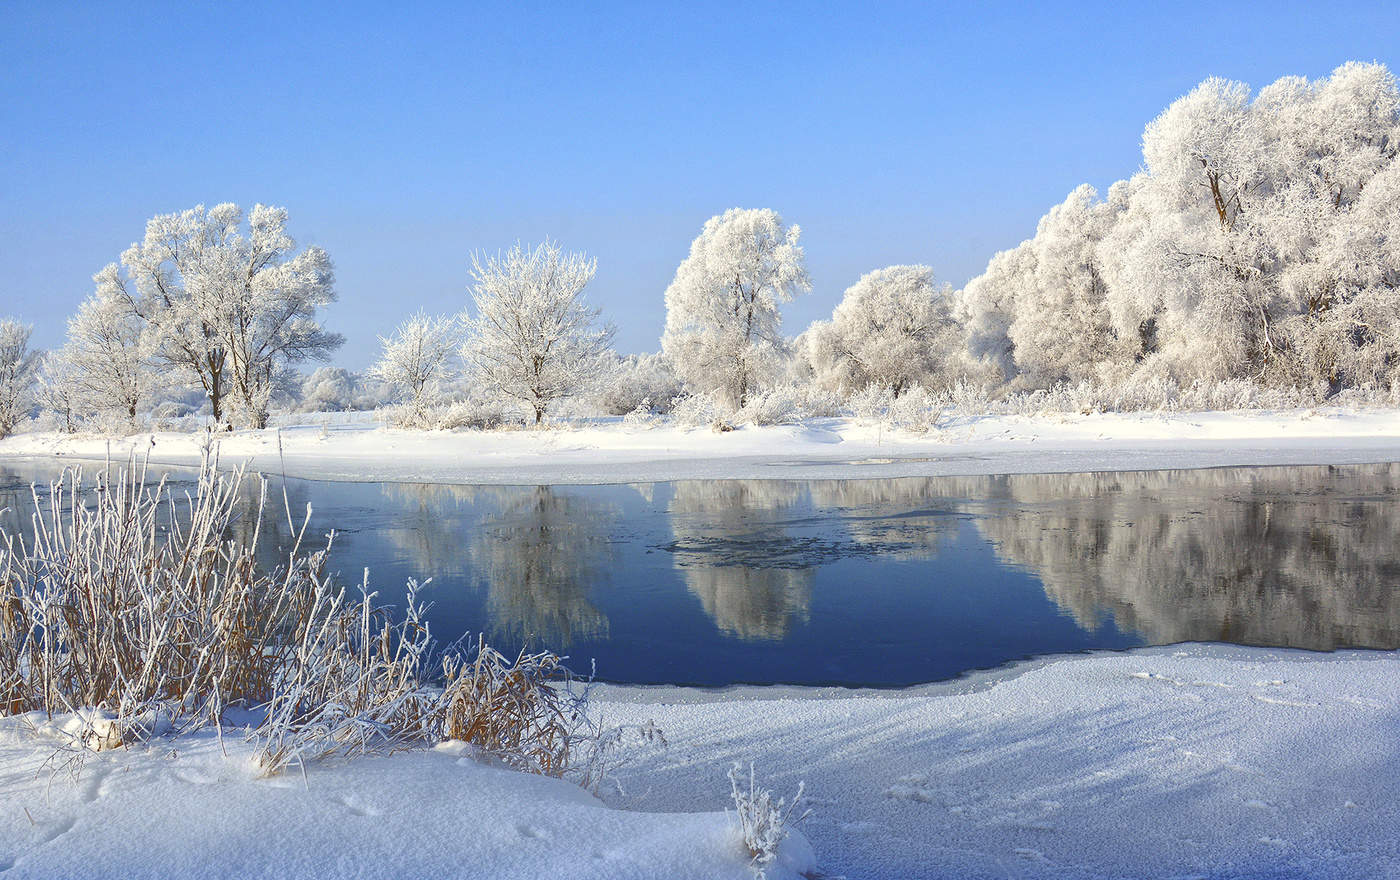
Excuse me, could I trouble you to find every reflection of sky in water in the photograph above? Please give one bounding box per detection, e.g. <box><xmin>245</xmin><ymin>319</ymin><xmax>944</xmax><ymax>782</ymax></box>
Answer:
<box><xmin>3</xmin><ymin>460</ymin><xmax>1399</xmax><ymax>687</ymax></box>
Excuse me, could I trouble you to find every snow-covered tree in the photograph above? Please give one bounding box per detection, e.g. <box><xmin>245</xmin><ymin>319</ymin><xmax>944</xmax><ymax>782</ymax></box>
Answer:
<box><xmin>803</xmin><ymin>265</ymin><xmax>960</xmax><ymax>397</ymax></box>
<box><xmin>0</xmin><ymin>319</ymin><xmax>39</xmax><ymax>438</ymax></box>
<box><xmin>298</xmin><ymin>366</ymin><xmax>360</xmax><ymax>412</ymax></box>
<box><xmin>462</xmin><ymin>241</ymin><xmax>615</xmax><ymax>425</ymax></box>
<box><xmin>66</xmin><ymin>268</ymin><xmax>152</xmax><ymax>424</ymax></box>
<box><xmin>369</xmin><ymin>311</ymin><xmax>459</xmax><ymax>421</ymax></box>
<box><xmin>661</xmin><ymin>208</ymin><xmax>811</xmax><ymax>409</ymax></box>
<box><xmin>961</xmin><ymin>186</ymin><xmax>1129</xmax><ymax>386</ymax></box>
<box><xmin>33</xmin><ymin>350</ymin><xmax>83</xmax><ymax>433</ymax></box>
<box><xmin>1100</xmin><ymin>62</ymin><xmax>1400</xmax><ymax>390</ymax></box>
<box><xmin>960</xmin><ymin>61</ymin><xmax>1400</xmax><ymax>398</ymax></box>
<box><xmin>109</xmin><ymin>203</ymin><xmax>342</xmax><ymax>428</ymax></box>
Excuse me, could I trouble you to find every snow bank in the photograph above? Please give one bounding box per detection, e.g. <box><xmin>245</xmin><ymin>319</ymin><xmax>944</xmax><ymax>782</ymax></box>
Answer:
<box><xmin>2</xmin><ymin>645</ymin><xmax>1395</xmax><ymax>878</ymax></box>
<box><xmin>4</xmin><ymin>408</ymin><xmax>1400</xmax><ymax>485</ymax></box>
<box><xmin>594</xmin><ymin>644</ymin><xmax>1400</xmax><ymax>879</ymax></box>
<box><xmin>0</xmin><ymin>728</ymin><xmax>813</xmax><ymax>880</ymax></box>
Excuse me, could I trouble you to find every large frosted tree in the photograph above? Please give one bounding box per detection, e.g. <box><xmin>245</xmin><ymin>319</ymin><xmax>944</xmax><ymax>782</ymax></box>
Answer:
<box><xmin>462</xmin><ymin>241</ymin><xmax>615</xmax><ymax>425</ymax></box>
<box><xmin>661</xmin><ymin>208</ymin><xmax>810</xmax><ymax>409</ymax></box>
<box><xmin>959</xmin><ymin>61</ymin><xmax>1400</xmax><ymax>396</ymax></box>
<box><xmin>804</xmin><ymin>264</ymin><xmax>959</xmax><ymax>396</ymax></box>
<box><xmin>109</xmin><ymin>203</ymin><xmax>342</xmax><ymax>428</ymax></box>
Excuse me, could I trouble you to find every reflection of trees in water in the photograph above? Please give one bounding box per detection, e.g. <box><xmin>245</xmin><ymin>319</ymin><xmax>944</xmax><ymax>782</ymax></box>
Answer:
<box><xmin>465</xmin><ymin>486</ymin><xmax>614</xmax><ymax>648</ymax></box>
<box><xmin>372</xmin><ymin>482</ymin><xmax>616</xmax><ymax>648</ymax></box>
<box><xmin>807</xmin><ymin>478</ymin><xmax>959</xmax><ymax>562</ymax></box>
<box><xmin>667</xmin><ymin>481</ymin><xmax>813</xmax><ymax>641</ymax></box>
<box><xmin>374</xmin><ymin>482</ymin><xmax>483</xmax><ymax>579</ymax></box>
<box><xmin>956</xmin><ymin>466</ymin><xmax>1400</xmax><ymax>650</ymax></box>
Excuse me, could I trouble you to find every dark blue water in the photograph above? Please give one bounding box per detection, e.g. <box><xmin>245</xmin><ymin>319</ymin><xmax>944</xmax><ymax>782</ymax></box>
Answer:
<box><xmin>3</xmin><ymin>462</ymin><xmax>1398</xmax><ymax>687</ymax></box>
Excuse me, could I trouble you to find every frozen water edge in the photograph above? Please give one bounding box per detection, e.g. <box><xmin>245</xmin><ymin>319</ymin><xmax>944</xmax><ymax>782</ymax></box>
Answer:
<box><xmin>4</xmin><ymin>408</ymin><xmax>1400</xmax><ymax>485</ymax></box>
<box><xmin>2</xmin><ymin>644</ymin><xmax>1396</xmax><ymax>879</ymax></box>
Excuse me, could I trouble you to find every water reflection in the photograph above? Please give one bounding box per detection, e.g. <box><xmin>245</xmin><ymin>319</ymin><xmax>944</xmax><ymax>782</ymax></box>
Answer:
<box><xmin>374</xmin><ymin>482</ymin><xmax>615</xmax><ymax>648</ymax></box>
<box><xmin>960</xmin><ymin>466</ymin><xmax>1400</xmax><ymax>651</ymax></box>
<box><xmin>1</xmin><ymin>458</ymin><xmax>1397</xmax><ymax>686</ymax></box>
<box><xmin>466</xmin><ymin>486</ymin><xmax>614</xmax><ymax>647</ymax></box>
<box><xmin>666</xmin><ymin>481</ymin><xmax>813</xmax><ymax>640</ymax></box>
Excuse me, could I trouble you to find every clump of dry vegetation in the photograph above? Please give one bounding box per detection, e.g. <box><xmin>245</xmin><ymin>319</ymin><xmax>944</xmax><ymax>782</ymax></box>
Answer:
<box><xmin>0</xmin><ymin>453</ymin><xmax>626</xmax><ymax>780</ymax></box>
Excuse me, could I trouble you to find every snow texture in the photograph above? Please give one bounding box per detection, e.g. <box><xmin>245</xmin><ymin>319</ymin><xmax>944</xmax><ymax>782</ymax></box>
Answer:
<box><xmin>1</xmin><ymin>645</ymin><xmax>1394</xmax><ymax>878</ymax></box>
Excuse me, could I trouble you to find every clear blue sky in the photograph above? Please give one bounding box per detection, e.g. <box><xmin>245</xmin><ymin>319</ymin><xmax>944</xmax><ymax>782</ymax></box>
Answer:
<box><xmin>3</xmin><ymin>1</ymin><xmax>1397</xmax><ymax>369</ymax></box>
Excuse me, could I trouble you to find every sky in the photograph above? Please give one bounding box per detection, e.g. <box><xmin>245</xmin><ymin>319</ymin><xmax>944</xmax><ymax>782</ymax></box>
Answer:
<box><xmin>2</xmin><ymin>1</ymin><xmax>1398</xmax><ymax>370</ymax></box>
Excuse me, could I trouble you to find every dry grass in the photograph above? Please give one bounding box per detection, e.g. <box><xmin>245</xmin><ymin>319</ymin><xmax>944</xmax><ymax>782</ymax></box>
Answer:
<box><xmin>0</xmin><ymin>453</ymin><xmax>622</xmax><ymax>782</ymax></box>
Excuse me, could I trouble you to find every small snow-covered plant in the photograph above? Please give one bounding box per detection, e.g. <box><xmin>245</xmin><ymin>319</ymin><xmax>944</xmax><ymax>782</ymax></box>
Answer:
<box><xmin>735</xmin><ymin>384</ymin><xmax>805</xmax><ymax>426</ymax></box>
<box><xmin>670</xmin><ymin>391</ymin><xmax>728</xmax><ymax>429</ymax></box>
<box><xmin>728</xmin><ymin>762</ymin><xmax>811</xmax><ymax>880</ymax></box>
<box><xmin>622</xmin><ymin>398</ymin><xmax>659</xmax><ymax>428</ymax></box>
<box><xmin>849</xmin><ymin>383</ymin><xmax>892</xmax><ymax>423</ymax></box>
<box><xmin>886</xmin><ymin>384</ymin><xmax>941</xmax><ymax>433</ymax></box>
<box><xmin>436</xmin><ymin>636</ymin><xmax>580</xmax><ymax>777</ymax></box>
<box><xmin>433</xmin><ymin>396</ymin><xmax>521</xmax><ymax>431</ymax></box>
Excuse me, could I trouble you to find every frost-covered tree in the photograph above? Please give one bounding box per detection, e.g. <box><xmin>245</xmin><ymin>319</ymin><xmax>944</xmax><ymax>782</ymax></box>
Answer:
<box><xmin>662</xmin><ymin>208</ymin><xmax>811</xmax><ymax>409</ymax></box>
<box><xmin>369</xmin><ymin>311</ymin><xmax>459</xmax><ymax>421</ymax></box>
<box><xmin>67</xmin><ymin>269</ymin><xmax>152</xmax><ymax>424</ymax></box>
<box><xmin>1100</xmin><ymin>63</ymin><xmax>1400</xmax><ymax>390</ymax></box>
<box><xmin>0</xmin><ymin>319</ymin><xmax>39</xmax><ymax>438</ymax></box>
<box><xmin>109</xmin><ymin>203</ymin><xmax>342</xmax><ymax>428</ymax></box>
<box><xmin>33</xmin><ymin>350</ymin><xmax>83</xmax><ymax>433</ymax></box>
<box><xmin>298</xmin><ymin>366</ymin><xmax>361</xmax><ymax>412</ymax></box>
<box><xmin>462</xmin><ymin>241</ymin><xmax>615</xmax><ymax>425</ymax></box>
<box><xmin>803</xmin><ymin>265</ymin><xmax>959</xmax><ymax>397</ymax></box>
<box><xmin>964</xmin><ymin>186</ymin><xmax>1129</xmax><ymax>386</ymax></box>
<box><xmin>962</xmin><ymin>61</ymin><xmax>1400</xmax><ymax>397</ymax></box>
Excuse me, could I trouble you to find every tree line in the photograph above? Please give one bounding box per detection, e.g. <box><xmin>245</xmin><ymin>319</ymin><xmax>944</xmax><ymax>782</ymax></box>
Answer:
<box><xmin>2</xmin><ymin>61</ymin><xmax>1397</xmax><ymax>437</ymax></box>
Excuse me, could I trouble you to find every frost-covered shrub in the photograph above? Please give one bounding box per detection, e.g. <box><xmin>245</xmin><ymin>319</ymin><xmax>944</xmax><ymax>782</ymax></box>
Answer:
<box><xmin>298</xmin><ymin>366</ymin><xmax>375</xmax><ymax>413</ymax></box>
<box><xmin>886</xmin><ymin>385</ymin><xmax>941</xmax><ymax>432</ymax></box>
<box><xmin>431</xmin><ymin>396</ymin><xmax>522</xmax><ymax>431</ymax></box>
<box><xmin>622</xmin><ymin>399</ymin><xmax>660</xmax><ymax>429</ymax></box>
<box><xmin>727</xmin><ymin>762</ymin><xmax>810</xmax><ymax>880</ymax></box>
<box><xmin>669</xmin><ymin>391</ymin><xmax>729</xmax><ymax>429</ymax></box>
<box><xmin>851</xmin><ymin>384</ymin><xmax>941</xmax><ymax>433</ymax></box>
<box><xmin>734</xmin><ymin>385</ymin><xmax>805</xmax><ymax>426</ymax></box>
<box><xmin>594</xmin><ymin>352</ymin><xmax>682</xmax><ymax>415</ymax></box>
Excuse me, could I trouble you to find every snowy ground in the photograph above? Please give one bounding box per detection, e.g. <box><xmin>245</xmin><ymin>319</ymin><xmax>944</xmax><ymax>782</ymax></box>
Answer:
<box><xmin>4</xmin><ymin>408</ymin><xmax>1400</xmax><ymax>484</ymax></box>
<box><xmin>1</xmin><ymin>645</ymin><xmax>1396</xmax><ymax>879</ymax></box>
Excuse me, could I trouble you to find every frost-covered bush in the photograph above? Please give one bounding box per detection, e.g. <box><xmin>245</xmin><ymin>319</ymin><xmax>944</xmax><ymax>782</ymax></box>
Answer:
<box><xmin>622</xmin><ymin>399</ymin><xmax>660</xmax><ymax>429</ymax></box>
<box><xmin>594</xmin><ymin>352</ymin><xmax>682</xmax><ymax>415</ymax></box>
<box><xmin>669</xmin><ymin>391</ymin><xmax>730</xmax><ymax>429</ymax></box>
<box><xmin>851</xmin><ymin>384</ymin><xmax>941</xmax><ymax>433</ymax></box>
<box><xmin>727</xmin><ymin>762</ymin><xmax>810</xmax><ymax>880</ymax></box>
<box><xmin>431</xmin><ymin>396</ymin><xmax>522</xmax><ymax>431</ymax></box>
<box><xmin>734</xmin><ymin>385</ymin><xmax>805</xmax><ymax>426</ymax></box>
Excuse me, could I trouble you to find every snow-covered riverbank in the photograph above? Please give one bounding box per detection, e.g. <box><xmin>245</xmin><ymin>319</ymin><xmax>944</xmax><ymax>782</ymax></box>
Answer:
<box><xmin>4</xmin><ymin>408</ymin><xmax>1400</xmax><ymax>484</ymax></box>
<box><xmin>2</xmin><ymin>645</ymin><xmax>1396</xmax><ymax>879</ymax></box>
